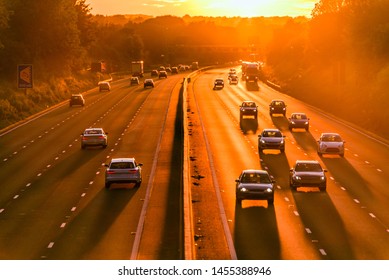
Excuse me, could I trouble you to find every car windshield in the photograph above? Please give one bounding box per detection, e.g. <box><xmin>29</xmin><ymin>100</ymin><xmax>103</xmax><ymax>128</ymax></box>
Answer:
<box><xmin>110</xmin><ymin>162</ymin><xmax>134</xmax><ymax>169</ymax></box>
<box><xmin>295</xmin><ymin>163</ymin><xmax>322</xmax><ymax>172</ymax></box>
<box><xmin>272</xmin><ymin>101</ymin><xmax>284</xmax><ymax>106</ymax></box>
<box><xmin>292</xmin><ymin>114</ymin><xmax>307</xmax><ymax>119</ymax></box>
<box><xmin>322</xmin><ymin>134</ymin><xmax>342</xmax><ymax>142</ymax></box>
<box><xmin>263</xmin><ymin>130</ymin><xmax>282</xmax><ymax>137</ymax></box>
<box><xmin>241</xmin><ymin>172</ymin><xmax>271</xmax><ymax>183</ymax></box>
<box><xmin>242</xmin><ymin>102</ymin><xmax>256</xmax><ymax>107</ymax></box>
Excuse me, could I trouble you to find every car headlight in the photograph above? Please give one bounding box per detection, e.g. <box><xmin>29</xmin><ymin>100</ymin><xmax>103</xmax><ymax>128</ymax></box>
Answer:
<box><xmin>265</xmin><ymin>188</ymin><xmax>273</xmax><ymax>193</ymax></box>
<box><xmin>271</xmin><ymin>108</ymin><xmax>274</xmax><ymax>110</ymax></box>
<box><xmin>239</xmin><ymin>187</ymin><xmax>248</xmax><ymax>192</ymax></box>
<box><xmin>283</xmin><ymin>108</ymin><xmax>286</xmax><ymax>110</ymax></box>
<box><xmin>260</xmin><ymin>139</ymin><xmax>266</xmax><ymax>144</ymax></box>
<box><xmin>320</xmin><ymin>176</ymin><xmax>325</xmax><ymax>181</ymax></box>
<box><xmin>294</xmin><ymin>176</ymin><xmax>301</xmax><ymax>181</ymax></box>
<box><xmin>280</xmin><ymin>139</ymin><xmax>284</xmax><ymax>144</ymax></box>
<box><xmin>291</xmin><ymin>121</ymin><xmax>296</xmax><ymax>124</ymax></box>
<box><xmin>304</xmin><ymin>121</ymin><xmax>309</xmax><ymax>125</ymax></box>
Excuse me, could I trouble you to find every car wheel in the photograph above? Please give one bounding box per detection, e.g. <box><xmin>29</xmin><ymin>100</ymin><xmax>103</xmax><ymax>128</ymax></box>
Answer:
<box><xmin>135</xmin><ymin>182</ymin><xmax>141</xmax><ymax>188</ymax></box>
<box><xmin>306</xmin><ymin>127</ymin><xmax>309</xmax><ymax>131</ymax></box>
<box><xmin>340</xmin><ymin>153</ymin><xmax>344</xmax><ymax>157</ymax></box>
<box><xmin>320</xmin><ymin>185</ymin><xmax>327</xmax><ymax>192</ymax></box>
<box><xmin>318</xmin><ymin>152</ymin><xmax>322</xmax><ymax>157</ymax></box>
<box><xmin>268</xmin><ymin>198</ymin><xmax>274</xmax><ymax>205</ymax></box>
<box><xmin>280</xmin><ymin>148</ymin><xmax>285</xmax><ymax>153</ymax></box>
<box><xmin>105</xmin><ymin>182</ymin><xmax>110</xmax><ymax>189</ymax></box>
<box><xmin>290</xmin><ymin>182</ymin><xmax>296</xmax><ymax>191</ymax></box>
<box><xmin>236</xmin><ymin>198</ymin><xmax>242</xmax><ymax>206</ymax></box>
<box><xmin>81</xmin><ymin>145</ymin><xmax>86</xmax><ymax>149</ymax></box>
<box><xmin>103</xmin><ymin>144</ymin><xmax>107</xmax><ymax>149</ymax></box>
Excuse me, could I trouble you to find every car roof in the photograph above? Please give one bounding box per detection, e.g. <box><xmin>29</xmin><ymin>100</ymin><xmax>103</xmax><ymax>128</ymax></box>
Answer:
<box><xmin>98</xmin><ymin>81</ymin><xmax>110</xmax><ymax>84</ymax></box>
<box><xmin>241</xmin><ymin>169</ymin><xmax>269</xmax><ymax>174</ymax></box>
<box><xmin>85</xmin><ymin>127</ymin><xmax>103</xmax><ymax>131</ymax></box>
<box><xmin>262</xmin><ymin>128</ymin><xmax>281</xmax><ymax>132</ymax></box>
<box><xmin>291</xmin><ymin>112</ymin><xmax>306</xmax><ymax>115</ymax></box>
<box><xmin>271</xmin><ymin>99</ymin><xmax>285</xmax><ymax>103</ymax></box>
<box><xmin>321</xmin><ymin>132</ymin><xmax>340</xmax><ymax>136</ymax></box>
<box><xmin>295</xmin><ymin>160</ymin><xmax>320</xmax><ymax>164</ymax></box>
<box><xmin>110</xmin><ymin>158</ymin><xmax>135</xmax><ymax>163</ymax></box>
<box><xmin>145</xmin><ymin>79</ymin><xmax>153</xmax><ymax>81</ymax></box>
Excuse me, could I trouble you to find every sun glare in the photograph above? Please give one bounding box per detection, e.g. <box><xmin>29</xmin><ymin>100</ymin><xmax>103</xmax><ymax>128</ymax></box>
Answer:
<box><xmin>200</xmin><ymin>0</ymin><xmax>278</xmax><ymax>17</ymax></box>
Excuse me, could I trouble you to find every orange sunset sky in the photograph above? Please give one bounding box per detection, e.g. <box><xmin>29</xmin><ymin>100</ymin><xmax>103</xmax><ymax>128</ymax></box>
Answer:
<box><xmin>86</xmin><ymin>0</ymin><xmax>317</xmax><ymax>17</ymax></box>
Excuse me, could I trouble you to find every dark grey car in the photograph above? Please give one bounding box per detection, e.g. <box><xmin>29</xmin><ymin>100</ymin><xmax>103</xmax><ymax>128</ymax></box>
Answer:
<box><xmin>235</xmin><ymin>169</ymin><xmax>275</xmax><ymax>206</ymax></box>
<box><xmin>289</xmin><ymin>160</ymin><xmax>327</xmax><ymax>191</ymax></box>
<box><xmin>288</xmin><ymin>112</ymin><xmax>310</xmax><ymax>131</ymax></box>
<box><xmin>258</xmin><ymin>128</ymin><xmax>285</xmax><ymax>153</ymax></box>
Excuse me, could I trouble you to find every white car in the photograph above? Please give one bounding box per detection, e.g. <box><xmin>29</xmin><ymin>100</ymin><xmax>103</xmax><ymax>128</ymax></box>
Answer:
<box><xmin>317</xmin><ymin>132</ymin><xmax>345</xmax><ymax>157</ymax></box>
<box><xmin>81</xmin><ymin>128</ymin><xmax>108</xmax><ymax>149</ymax></box>
<box><xmin>105</xmin><ymin>158</ymin><xmax>143</xmax><ymax>189</ymax></box>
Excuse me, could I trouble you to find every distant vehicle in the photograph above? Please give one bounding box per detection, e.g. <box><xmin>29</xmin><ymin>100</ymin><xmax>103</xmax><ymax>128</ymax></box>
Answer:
<box><xmin>229</xmin><ymin>75</ymin><xmax>239</xmax><ymax>84</ymax></box>
<box><xmin>165</xmin><ymin>67</ymin><xmax>172</xmax><ymax>73</ymax></box>
<box><xmin>239</xmin><ymin>101</ymin><xmax>258</xmax><ymax>120</ymax></box>
<box><xmin>131</xmin><ymin>61</ymin><xmax>144</xmax><ymax>77</ymax></box>
<box><xmin>171</xmin><ymin>67</ymin><xmax>179</xmax><ymax>74</ymax></box>
<box><xmin>269</xmin><ymin>99</ymin><xmax>287</xmax><ymax>116</ymax></box>
<box><xmin>69</xmin><ymin>94</ymin><xmax>85</xmax><ymax>107</ymax></box>
<box><xmin>317</xmin><ymin>132</ymin><xmax>345</xmax><ymax>157</ymax></box>
<box><xmin>213</xmin><ymin>78</ymin><xmax>224</xmax><ymax>90</ymax></box>
<box><xmin>158</xmin><ymin>70</ymin><xmax>168</xmax><ymax>79</ymax></box>
<box><xmin>288</xmin><ymin>112</ymin><xmax>310</xmax><ymax>131</ymax></box>
<box><xmin>289</xmin><ymin>160</ymin><xmax>327</xmax><ymax>191</ymax></box>
<box><xmin>158</xmin><ymin>66</ymin><xmax>166</xmax><ymax>72</ymax></box>
<box><xmin>144</xmin><ymin>79</ymin><xmax>155</xmax><ymax>88</ymax></box>
<box><xmin>151</xmin><ymin>70</ymin><xmax>159</xmax><ymax>77</ymax></box>
<box><xmin>81</xmin><ymin>128</ymin><xmax>108</xmax><ymax>149</ymax></box>
<box><xmin>235</xmin><ymin>169</ymin><xmax>275</xmax><ymax>206</ymax></box>
<box><xmin>243</xmin><ymin>62</ymin><xmax>260</xmax><ymax>83</ymax></box>
<box><xmin>105</xmin><ymin>158</ymin><xmax>143</xmax><ymax>189</ymax></box>
<box><xmin>258</xmin><ymin>128</ymin><xmax>285</xmax><ymax>153</ymax></box>
<box><xmin>191</xmin><ymin>61</ymin><xmax>199</xmax><ymax>70</ymax></box>
<box><xmin>130</xmin><ymin>77</ymin><xmax>140</xmax><ymax>85</ymax></box>
<box><xmin>98</xmin><ymin>81</ymin><xmax>111</xmax><ymax>92</ymax></box>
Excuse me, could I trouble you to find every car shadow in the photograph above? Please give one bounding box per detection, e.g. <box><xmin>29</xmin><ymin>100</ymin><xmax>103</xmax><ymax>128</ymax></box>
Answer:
<box><xmin>240</xmin><ymin>119</ymin><xmax>258</xmax><ymax>134</ymax></box>
<box><xmin>271</xmin><ymin>116</ymin><xmax>289</xmax><ymax>132</ymax></box>
<box><xmin>292</xmin><ymin>191</ymin><xmax>355</xmax><ymax>259</ymax></box>
<box><xmin>290</xmin><ymin>130</ymin><xmax>318</xmax><ymax>153</ymax></box>
<box><xmin>42</xmin><ymin>187</ymin><xmax>138</xmax><ymax>259</ymax></box>
<box><xmin>245</xmin><ymin>82</ymin><xmax>260</xmax><ymax>91</ymax></box>
<box><xmin>234</xmin><ymin>204</ymin><xmax>280</xmax><ymax>259</ymax></box>
<box><xmin>321</xmin><ymin>156</ymin><xmax>374</xmax><ymax>198</ymax></box>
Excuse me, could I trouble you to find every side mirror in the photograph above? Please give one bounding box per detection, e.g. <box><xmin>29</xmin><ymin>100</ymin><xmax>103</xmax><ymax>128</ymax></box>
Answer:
<box><xmin>138</xmin><ymin>163</ymin><xmax>143</xmax><ymax>167</ymax></box>
<box><xmin>235</xmin><ymin>179</ymin><xmax>240</xmax><ymax>183</ymax></box>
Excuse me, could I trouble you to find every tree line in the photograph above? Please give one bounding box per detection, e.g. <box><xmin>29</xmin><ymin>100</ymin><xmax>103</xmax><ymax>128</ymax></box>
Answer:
<box><xmin>0</xmin><ymin>0</ymin><xmax>388</xmax><ymax>139</ymax></box>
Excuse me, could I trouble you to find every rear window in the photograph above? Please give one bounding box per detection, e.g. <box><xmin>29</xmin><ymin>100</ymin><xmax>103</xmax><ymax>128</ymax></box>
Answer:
<box><xmin>110</xmin><ymin>162</ymin><xmax>135</xmax><ymax>169</ymax></box>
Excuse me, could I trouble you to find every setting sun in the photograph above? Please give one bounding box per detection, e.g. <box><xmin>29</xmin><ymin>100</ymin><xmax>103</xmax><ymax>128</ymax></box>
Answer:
<box><xmin>86</xmin><ymin>0</ymin><xmax>316</xmax><ymax>17</ymax></box>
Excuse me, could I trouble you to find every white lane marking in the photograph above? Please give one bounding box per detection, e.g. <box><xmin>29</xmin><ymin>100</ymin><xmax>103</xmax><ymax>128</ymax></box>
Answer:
<box><xmin>71</xmin><ymin>207</ymin><xmax>76</xmax><ymax>212</ymax></box>
<box><xmin>47</xmin><ymin>242</ymin><xmax>54</xmax><ymax>248</ymax></box>
<box><xmin>60</xmin><ymin>223</ymin><xmax>66</xmax><ymax>228</ymax></box>
<box><xmin>0</xmin><ymin>209</ymin><xmax>4</xmax><ymax>213</ymax></box>
<box><xmin>284</xmin><ymin>197</ymin><xmax>289</xmax><ymax>202</ymax></box>
<box><xmin>354</xmin><ymin>199</ymin><xmax>360</xmax><ymax>204</ymax></box>
<box><xmin>89</xmin><ymin>181</ymin><xmax>93</xmax><ymax>185</ymax></box>
<box><xmin>305</xmin><ymin>228</ymin><xmax>312</xmax><ymax>234</ymax></box>
<box><xmin>369</xmin><ymin>213</ymin><xmax>376</xmax><ymax>218</ymax></box>
<box><xmin>377</xmin><ymin>169</ymin><xmax>382</xmax><ymax>172</ymax></box>
<box><xmin>319</xmin><ymin>249</ymin><xmax>327</xmax><ymax>256</ymax></box>
<box><xmin>293</xmin><ymin>211</ymin><xmax>299</xmax><ymax>216</ymax></box>
<box><xmin>13</xmin><ymin>195</ymin><xmax>19</xmax><ymax>199</ymax></box>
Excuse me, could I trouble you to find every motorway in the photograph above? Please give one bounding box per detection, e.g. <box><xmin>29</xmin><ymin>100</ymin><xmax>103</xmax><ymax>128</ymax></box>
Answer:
<box><xmin>0</xmin><ymin>66</ymin><xmax>388</xmax><ymax>260</ymax></box>
<box><xmin>188</xmin><ymin>67</ymin><xmax>389</xmax><ymax>260</ymax></box>
<box><xmin>0</xmin><ymin>74</ymin><xmax>184</xmax><ymax>259</ymax></box>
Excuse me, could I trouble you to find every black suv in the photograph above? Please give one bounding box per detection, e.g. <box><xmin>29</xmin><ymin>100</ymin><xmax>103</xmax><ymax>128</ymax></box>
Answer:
<box><xmin>269</xmin><ymin>99</ymin><xmax>287</xmax><ymax>116</ymax></box>
<box><xmin>240</xmin><ymin>101</ymin><xmax>258</xmax><ymax>120</ymax></box>
<box><xmin>69</xmin><ymin>94</ymin><xmax>85</xmax><ymax>107</ymax></box>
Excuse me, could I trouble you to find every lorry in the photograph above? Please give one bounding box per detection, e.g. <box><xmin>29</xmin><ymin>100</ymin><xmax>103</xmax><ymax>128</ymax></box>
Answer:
<box><xmin>131</xmin><ymin>61</ymin><xmax>144</xmax><ymax>77</ymax></box>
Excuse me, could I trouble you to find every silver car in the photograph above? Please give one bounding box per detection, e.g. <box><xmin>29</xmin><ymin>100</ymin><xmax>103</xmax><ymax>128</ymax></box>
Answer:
<box><xmin>317</xmin><ymin>132</ymin><xmax>345</xmax><ymax>157</ymax></box>
<box><xmin>258</xmin><ymin>128</ymin><xmax>285</xmax><ymax>153</ymax></box>
<box><xmin>105</xmin><ymin>158</ymin><xmax>142</xmax><ymax>189</ymax></box>
<box><xmin>81</xmin><ymin>128</ymin><xmax>108</xmax><ymax>149</ymax></box>
<box><xmin>289</xmin><ymin>160</ymin><xmax>327</xmax><ymax>191</ymax></box>
<box><xmin>235</xmin><ymin>169</ymin><xmax>275</xmax><ymax>206</ymax></box>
